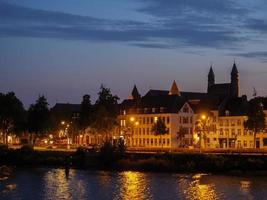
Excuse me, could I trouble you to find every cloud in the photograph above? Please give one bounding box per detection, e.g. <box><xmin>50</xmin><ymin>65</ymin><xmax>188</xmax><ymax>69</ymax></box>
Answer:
<box><xmin>234</xmin><ymin>51</ymin><xmax>267</xmax><ymax>62</ymax></box>
<box><xmin>0</xmin><ymin>0</ymin><xmax>265</xmax><ymax>51</ymax></box>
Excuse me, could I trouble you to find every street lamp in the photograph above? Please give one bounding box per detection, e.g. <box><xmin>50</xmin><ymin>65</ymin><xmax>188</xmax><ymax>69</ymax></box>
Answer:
<box><xmin>195</xmin><ymin>114</ymin><xmax>209</xmax><ymax>151</ymax></box>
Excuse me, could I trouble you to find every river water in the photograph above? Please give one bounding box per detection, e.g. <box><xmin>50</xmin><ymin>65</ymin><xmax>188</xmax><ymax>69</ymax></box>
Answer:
<box><xmin>0</xmin><ymin>167</ymin><xmax>267</xmax><ymax>200</ymax></box>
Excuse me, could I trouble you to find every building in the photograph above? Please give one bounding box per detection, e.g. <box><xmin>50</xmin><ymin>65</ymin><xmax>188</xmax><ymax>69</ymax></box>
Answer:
<box><xmin>119</xmin><ymin>62</ymin><xmax>267</xmax><ymax>150</ymax></box>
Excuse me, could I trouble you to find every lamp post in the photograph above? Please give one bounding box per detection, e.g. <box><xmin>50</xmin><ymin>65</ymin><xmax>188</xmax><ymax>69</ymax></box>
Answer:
<box><xmin>195</xmin><ymin>114</ymin><xmax>209</xmax><ymax>152</ymax></box>
<box><xmin>61</xmin><ymin>121</ymin><xmax>71</xmax><ymax>149</ymax></box>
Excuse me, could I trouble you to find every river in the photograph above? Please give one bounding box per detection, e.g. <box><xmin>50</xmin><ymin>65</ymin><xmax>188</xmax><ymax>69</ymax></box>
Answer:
<box><xmin>1</xmin><ymin>167</ymin><xmax>267</xmax><ymax>200</ymax></box>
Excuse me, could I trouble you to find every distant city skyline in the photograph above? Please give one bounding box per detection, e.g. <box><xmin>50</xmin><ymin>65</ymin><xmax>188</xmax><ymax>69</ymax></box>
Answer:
<box><xmin>1</xmin><ymin>0</ymin><xmax>267</xmax><ymax>107</ymax></box>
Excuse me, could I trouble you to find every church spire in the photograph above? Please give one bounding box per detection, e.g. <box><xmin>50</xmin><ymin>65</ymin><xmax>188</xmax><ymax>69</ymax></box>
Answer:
<box><xmin>230</xmin><ymin>61</ymin><xmax>239</xmax><ymax>97</ymax></box>
<box><xmin>169</xmin><ymin>80</ymin><xmax>181</xmax><ymax>96</ymax></box>
<box><xmin>208</xmin><ymin>65</ymin><xmax>215</xmax><ymax>93</ymax></box>
<box><xmin>131</xmin><ymin>85</ymin><xmax>141</xmax><ymax>100</ymax></box>
<box><xmin>231</xmin><ymin>61</ymin><xmax>238</xmax><ymax>75</ymax></box>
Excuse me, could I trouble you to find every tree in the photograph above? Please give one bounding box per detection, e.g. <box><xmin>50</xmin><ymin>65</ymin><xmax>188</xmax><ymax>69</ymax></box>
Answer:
<box><xmin>0</xmin><ymin>92</ymin><xmax>26</xmax><ymax>144</ymax></box>
<box><xmin>28</xmin><ymin>95</ymin><xmax>50</xmax><ymax>145</ymax></box>
<box><xmin>177</xmin><ymin>127</ymin><xmax>187</xmax><ymax>148</ymax></box>
<box><xmin>244</xmin><ymin>97</ymin><xmax>265</xmax><ymax>148</ymax></box>
<box><xmin>92</xmin><ymin>85</ymin><xmax>119</xmax><ymax>143</ymax></box>
<box><xmin>152</xmin><ymin>118</ymin><xmax>168</xmax><ymax>151</ymax></box>
<box><xmin>79</xmin><ymin>94</ymin><xmax>92</xmax><ymax>131</ymax></box>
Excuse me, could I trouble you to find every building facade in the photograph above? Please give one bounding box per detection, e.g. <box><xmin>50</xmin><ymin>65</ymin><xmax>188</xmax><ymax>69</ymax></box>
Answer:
<box><xmin>120</xmin><ymin>63</ymin><xmax>267</xmax><ymax>150</ymax></box>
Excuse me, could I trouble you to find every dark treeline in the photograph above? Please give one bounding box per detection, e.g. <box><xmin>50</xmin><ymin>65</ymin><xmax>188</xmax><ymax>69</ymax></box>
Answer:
<box><xmin>0</xmin><ymin>84</ymin><xmax>119</xmax><ymax>146</ymax></box>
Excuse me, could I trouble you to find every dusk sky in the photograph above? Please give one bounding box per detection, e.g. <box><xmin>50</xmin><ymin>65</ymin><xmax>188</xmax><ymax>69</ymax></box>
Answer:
<box><xmin>1</xmin><ymin>0</ymin><xmax>267</xmax><ymax>107</ymax></box>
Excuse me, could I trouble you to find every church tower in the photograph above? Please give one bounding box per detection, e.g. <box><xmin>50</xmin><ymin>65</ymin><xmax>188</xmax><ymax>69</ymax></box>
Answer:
<box><xmin>130</xmin><ymin>85</ymin><xmax>141</xmax><ymax>100</ymax></box>
<box><xmin>230</xmin><ymin>62</ymin><xmax>239</xmax><ymax>97</ymax></box>
<box><xmin>207</xmin><ymin>66</ymin><xmax>215</xmax><ymax>93</ymax></box>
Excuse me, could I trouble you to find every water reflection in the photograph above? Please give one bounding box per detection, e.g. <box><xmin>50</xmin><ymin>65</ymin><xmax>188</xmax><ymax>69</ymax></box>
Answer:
<box><xmin>1</xmin><ymin>167</ymin><xmax>267</xmax><ymax>200</ymax></box>
<box><xmin>240</xmin><ymin>180</ymin><xmax>253</xmax><ymax>199</ymax></box>
<box><xmin>115</xmin><ymin>171</ymin><xmax>151</xmax><ymax>200</ymax></box>
<box><xmin>179</xmin><ymin>174</ymin><xmax>219</xmax><ymax>200</ymax></box>
<box><xmin>43</xmin><ymin>169</ymin><xmax>74</xmax><ymax>199</ymax></box>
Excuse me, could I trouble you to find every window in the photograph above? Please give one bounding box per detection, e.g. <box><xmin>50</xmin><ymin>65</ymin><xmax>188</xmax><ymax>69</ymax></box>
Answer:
<box><xmin>219</xmin><ymin>120</ymin><xmax>223</xmax><ymax>126</ymax></box>
<box><xmin>183</xmin><ymin>105</ymin><xmax>189</xmax><ymax>113</ymax></box>
<box><xmin>152</xmin><ymin>108</ymin><xmax>156</xmax><ymax>113</ymax></box>
<box><xmin>163</xmin><ymin>138</ymin><xmax>166</xmax><ymax>145</ymax></box>
<box><xmin>160</xmin><ymin>107</ymin><xmax>165</xmax><ymax>113</ymax></box>
<box><xmin>183</xmin><ymin>117</ymin><xmax>189</xmax><ymax>124</ymax></box>
<box><xmin>220</xmin><ymin>128</ymin><xmax>223</xmax><ymax>136</ymax></box>
<box><xmin>237</xmin><ymin>119</ymin><xmax>241</xmax><ymax>126</ymax></box>
<box><xmin>249</xmin><ymin>141</ymin><xmax>253</xmax><ymax>148</ymax></box>
<box><xmin>151</xmin><ymin>117</ymin><xmax>153</xmax><ymax>124</ymax></box>
<box><xmin>151</xmin><ymin>138</ymin><xmax>153</xmax><ymax>145</ymax></box>
<box><xmin>231</xmin><ymin>129</ymin><xmax>235</xmax><ymax>137</ymax></box>
<box><xmin>225</xmin><ymin>120</ymin><xmax>229</xmax><ymax>126</ymax></box>
<box><xmin>144</xmin><ymin>108</ymin><xmax>148</xmax><ymax>113</ymax></box>
<box><xmin>155</xmin><ymin>138</ymin><xmax>157</xmax><ymax>145</ymax></box>
<box><xmin>231</xmin><ymin>120</ymin><xmax>235</xmax><ymax>126</ymax></box>
<box><xmin>263</xmin><ymin>138</ymin><xmax>267</xmax><ymax>146</ymax></box>
<box><xmin>167</xmin><ymin>139</ymin><xmax>170</xmax><ymax>146</ymax></box>
<box><xmin>243</xmin><ymin>140</ymin><xmax>247</xmax><ymax>147</ymax></box>
<box><xmin>238</xmin><ymin>129</ymin><xmax>241</xmax><ymax>136</ymax></box>
<box><xmin>225</xmin><ymin>129</ymin><xmax>229</xmax><ymax>136</ymax></box>
<box><xmin>237</xmin><ymin>140</ymin><xmax>241</xmax><ymax>148</ymax></box>
<box><xmin>147</xmin><ymin>138</ymin><xmax>149</xmax><ymax>145</ymax></box>
<box><xmin>123</xmin><ymin>110</ymin><xmax>126</xmax><ymax>115</ymax></box>
<box><xmin>143</xmin><ymin>128</ymin><xmax>145</xmax><ymax>135</ymax></box>
<box><xmin>167</xmin><ymin>117</ymin><xmax>170</xmax><ymax>124</ymax></box>
<box><xmin>147</xmin><ymin>128</ymin><xmax>149</xmax><ymax>135</ymax></box>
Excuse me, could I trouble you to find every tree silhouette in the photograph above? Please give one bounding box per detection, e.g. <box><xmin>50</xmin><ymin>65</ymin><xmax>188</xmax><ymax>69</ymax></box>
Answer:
<box><xmin>244</xmin><ymin>97</ymin><xmax>265</xmax><ymax>148</ymax></box>
<box><xmin>92</xmin><ymin>85</ymin><xmax>119</xmax><ymax>143</ymax></box>
<box><xmin>79</xmin><ymin>94</ymin><xmax>92</xmax><ymax>131</ymax></box>
<box><xmin>0</xmin><ymin>92</ymin><xmax>26</xmax><ymax>144</ymax></box>
<box><xmin>28</xmin><ymin>95</ymin><xmax>50</xmax><ymax>145</ymax></box>
<box><xmin>152</xmin><ymin>118</ymin><xmax>168</xmax><ymax>151</ymax></box>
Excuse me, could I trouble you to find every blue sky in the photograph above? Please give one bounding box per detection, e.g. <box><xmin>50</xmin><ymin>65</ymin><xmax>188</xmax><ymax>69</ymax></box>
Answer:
<box><xmin>1</xmin><ymin>0</ymin><xmax>267</xmax><ymax>107</ymax></box>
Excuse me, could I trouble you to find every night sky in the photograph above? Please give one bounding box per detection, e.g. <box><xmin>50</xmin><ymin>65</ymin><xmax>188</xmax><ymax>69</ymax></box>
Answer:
<box><xmin>1</xmin><ymin>0</ymin><xmax>267</xmax><ymax>107</ymax></box>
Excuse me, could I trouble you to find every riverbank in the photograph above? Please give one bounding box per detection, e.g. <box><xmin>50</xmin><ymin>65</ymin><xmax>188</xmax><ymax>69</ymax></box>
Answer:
<box><xmin>1</xmin><ymin>146</ymin><xmax>267</xmax><ymax>173</ymax></box>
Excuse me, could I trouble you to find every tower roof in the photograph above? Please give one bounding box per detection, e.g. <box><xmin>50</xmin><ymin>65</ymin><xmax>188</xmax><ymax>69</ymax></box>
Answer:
<box><xmin>231</xmin><ymin>62</ymin><xmax>238</xmax><ymax>75</ymax></box>
<box><xmin>169</xmin><ymin>80</ymin><xmax>181</xmax><ymax>96</ymax></box>
<box><xmin>208</xmin><ymin>66</ymin><xmax>215</xmax><ymax>77</ymax></box>
<box><xmin>131</xmin><ymin>85</ymin><xmax>141</xmax><ymax>99</ymax></box>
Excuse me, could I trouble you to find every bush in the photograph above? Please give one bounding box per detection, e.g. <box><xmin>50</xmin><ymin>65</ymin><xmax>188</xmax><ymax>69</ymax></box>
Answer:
<box><xmin>0</xmin><ymin>144</ymin><xmax>8</xmax><ymax>151</ymax></box>
<box><xmin>19</xmin><ymin>144</ymin><xmax>34</xmax><ymax>153</ymax></box>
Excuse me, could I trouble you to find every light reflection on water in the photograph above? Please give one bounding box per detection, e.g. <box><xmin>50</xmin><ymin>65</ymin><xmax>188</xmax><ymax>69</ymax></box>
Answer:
<box><xmin>1</xmin><ymin>167</ymin><xmax>267</xmax><ymax>200</ymax></box>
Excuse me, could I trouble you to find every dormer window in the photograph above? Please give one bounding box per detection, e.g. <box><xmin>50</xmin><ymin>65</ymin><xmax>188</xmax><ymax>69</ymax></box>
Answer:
<box><xmin>152</xmin><ymin>108</ymin><xmax>156</xmax><ymax>113</ymax></box>
<box><xmin>144</xmin><ymin>108</ymin><xmax>148</xmax><ymax>113</ymax></box>
<box><xmin>183</xmin><ymin>105</ymin><xmax>189</xmax><ymax>113</ymax></box>
<box><xmin>225</xmin><ymin>110</ymin><xmax>230</xmax><ymax>116</ymax></box>
<box><xmin>160</xmin><ymin>107</ymin><xmax>165</xmax><ymax>113</ymax></box>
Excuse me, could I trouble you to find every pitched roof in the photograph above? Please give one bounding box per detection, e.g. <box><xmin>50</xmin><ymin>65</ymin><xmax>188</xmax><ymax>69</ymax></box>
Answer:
<box><xmin>120</xmin><ymin>93</ymin><xmax>186</xmax><ymax>114</ymax></box>
<box><xmin>208</xmin><ymin>83</ymin><xmax>231</xmax><ymax>97</ymax></box>
<box><xmin>169</xmin><ymin>80</ymin><xmax>181</xmax><ymax>96</ymax></box>
<box><xmin>218</xmin><ymin>96</ymin><xmax>248</xmax><ymax>116</ymax></box>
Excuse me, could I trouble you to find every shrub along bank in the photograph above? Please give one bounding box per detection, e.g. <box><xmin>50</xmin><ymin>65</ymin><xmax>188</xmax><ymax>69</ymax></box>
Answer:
<box><xmin>1</xmin><ymin>144</ymin><xmax>267</xmax><ymax>173</ymax></box>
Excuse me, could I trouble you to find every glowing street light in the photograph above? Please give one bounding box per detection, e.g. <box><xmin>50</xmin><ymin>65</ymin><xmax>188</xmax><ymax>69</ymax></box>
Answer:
<box><xmin>130</xmin><ymin>117</ymin><xmax>135</xmax><ymax>122</ymax></box>
<box><xmin>201</xmin><ymin>114</ymin><xmax>206</xmax><ymax>120</ymax></box>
